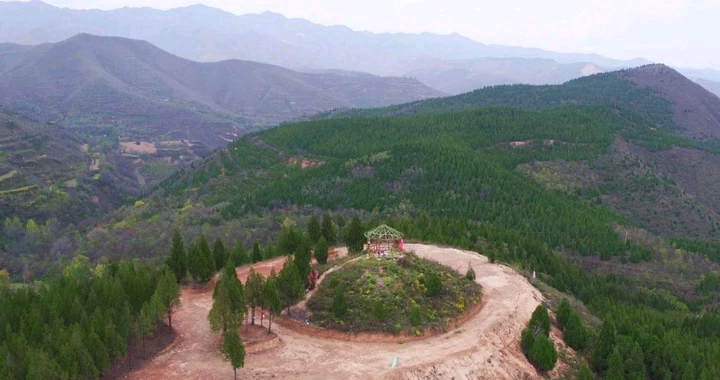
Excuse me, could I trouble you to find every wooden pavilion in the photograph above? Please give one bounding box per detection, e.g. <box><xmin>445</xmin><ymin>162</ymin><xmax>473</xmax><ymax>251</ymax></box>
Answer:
<box><xmin>365</xmin><ymin>224</ymin><xmax>404</xmax><ymax>257</ymax></box>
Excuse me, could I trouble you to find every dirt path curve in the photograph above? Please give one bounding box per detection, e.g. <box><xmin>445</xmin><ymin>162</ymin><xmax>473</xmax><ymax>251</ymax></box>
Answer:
<box><xmin>127</xmin><ymin>244</ymin><xmax>544</xmax><ymax>380</ymax></box>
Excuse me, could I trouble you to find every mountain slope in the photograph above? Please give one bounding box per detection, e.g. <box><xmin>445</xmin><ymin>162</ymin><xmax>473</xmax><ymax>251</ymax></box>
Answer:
<box><xmin>404</xmin><ymin>57</ymin><xmax>604</xmax><ymax>94</ymax></box>
<box><xmin>0</xmin><ymin>1</ymin><xmax>650</xmax><ymax>76</ymax></box>
<box><xmin>331</xmin><ymin>64</ymin><xmax>720</xmax><ymax>140</ymax></box>
<box><xmin>0</xmin><ymin>34</ymin><xmax>442</xmax><ymax>147</ymax></box>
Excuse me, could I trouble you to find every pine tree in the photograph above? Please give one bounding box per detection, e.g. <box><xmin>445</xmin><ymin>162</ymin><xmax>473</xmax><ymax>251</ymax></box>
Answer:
<box><xmin>556</xmin><ymin>298</ymin><xmax>572</xmax><ymax>329</ymax></box>
<box><xmin>624</xmin><ymin>341</ymin><xmax>646</xmax><ymax>380</ymax></box>
<box><xmin>208</xmin><ymin>260</ymin><xmax>245</xmax><ymax>333</ymax></box>
<box><xmin>154</xmin><ymin>268</ymin><xmax>181</xmax><ymax>328</ymax></box>
<box><xmin>245</xmin><ymin>268</ymin><xmax>265</xmax><ymax>325</ymax></box>
<box><xmin>576</xmin><ymin>364</ymin><xmax>594</xmax><ymax>380</ymax></box>
<box><xmin>336</xmin><ymin>215</ymin><xmax>346</xmax><ymax>241</ymax></box>
<box><xmin>315</xmin><ymin>236</ymin><xmax>329</xmax><ymax>264</ymax></box>
<box><xmin>307</xmin><ymin>214</ymin><xmax>321</xmax><ymax>243</ymax></box>
<box><xmin>563</xmin><ymin>312</ymin><xmax>588</xmax><ymax>350</ymax></box>
<box><xmin>213</xmin><ymin>238</ymin><xmax>227</xmax><ymax>272</ymax></box>
<box><xmin>263</xmin><ymin>270</ymin><xmax>282</xmax><ymax>333</ymax></box>
<box><xmin>221</xmin><ymin>331</ymin><xmax>245</xmax><ymax>380</ymax></box>
<box><xmin>167</xmin><ymin>229</ymin><xmax>186</xmax><ymax>282</ymax></box>
<box><xmin>321</xmin><ymin>212</ymin><xmax>337</xmax><ymax>245</ymax></box>
<box><xmin>252</xmin><ymin>241</ymin><xmax>263</xmax><ymax>263</ymax></box>
<box><xmin>187</xmin><ymin>243</ymin><xmax>203</xmax><ymax>283</ymax></box>
<box><xmin>197</xmin><ymin>235</ymin><xmax>215</xmax><ymax>283</ymax></box>
<box><xmin>346</xmin><ymin>216</ymin><xmax>366</xmax><ymax>254</ymax></box>
<box><xmin>278</xmin><ymin>256</ymin><xmax>304</xmax><ymax>313</ymax></box>
<box><xmin>605</xmin><ymin>348</ymin><xmax>625</xmax><ymax>380</ymax></box>
<box><xmin>591</xmin><ymin>319</ymin><xmax>616</xmax><ymax>373</ymax></box>
<box><xmin>232</xmin><ymin>242</ymin><xmax>248</xmax><ymax>266</ymax></box>
<box><xmin>529</xmin><ymin>335</ymin><xmax>557</xmax><ymax>372</ymax></box>
<box><xmin>294</xmin><ymin>234</ymin><xmax>312</xmax><ymax>280</ymax></box>
<box><xmin>528</xmin><ymin>305</ymin><xmax>551</xmax><ymax>336</ymax></box>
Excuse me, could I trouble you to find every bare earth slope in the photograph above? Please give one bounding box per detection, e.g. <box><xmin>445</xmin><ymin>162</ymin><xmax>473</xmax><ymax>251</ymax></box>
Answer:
<box><xmin>127</xmin><ymin>244</ymin><xmax>543</xmax><ymax>380</ymax></box>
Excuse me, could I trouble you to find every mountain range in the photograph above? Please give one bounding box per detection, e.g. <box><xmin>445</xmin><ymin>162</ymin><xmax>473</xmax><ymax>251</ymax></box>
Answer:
<box><xmin>3</xmin><ymin>1</ymin><xmax>720</xmax><ymax>99</ymax></box>
<box><xmin>0</xmin><ymin>33</ymin><xmax>441</xmax><ymax>147</ymax></box>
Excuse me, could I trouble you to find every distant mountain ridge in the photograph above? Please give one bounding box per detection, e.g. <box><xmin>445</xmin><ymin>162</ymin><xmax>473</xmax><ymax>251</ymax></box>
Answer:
<box><xmin>0</xmin><ymin>0</ymin><xmax>651</xmax><ymax>76</ymax></box>
<box><xmin>0</xmin><ymin>33</ymin><xmax>442</xmax><ymax>147</ymax></box>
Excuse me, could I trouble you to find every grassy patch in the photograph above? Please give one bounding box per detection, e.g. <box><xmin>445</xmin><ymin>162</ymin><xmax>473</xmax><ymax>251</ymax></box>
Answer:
<box><xmin>0</xmin><ymin>185</ymin><xmax>36</xmax><ymax>196</ymax></box>
<box><xmin>307</xmin><ymin>252</ymin><xmax>481</xmax><ymax>334</ymax></box>
<box><xmin>0</xmin><ymin>170</ymin><xmax>18</xmax><ymax>182</ymax></box>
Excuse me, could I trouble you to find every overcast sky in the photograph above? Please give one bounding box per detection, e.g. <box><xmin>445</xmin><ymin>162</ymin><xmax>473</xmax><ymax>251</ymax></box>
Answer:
<box><xmin>42</xmin><ymin>0</ymin><xmax>719</xmax><ymax>70</ymax></box>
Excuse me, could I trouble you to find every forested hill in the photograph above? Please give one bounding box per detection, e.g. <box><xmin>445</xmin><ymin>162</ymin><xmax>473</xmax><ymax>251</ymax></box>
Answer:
<box><xmin>323</xmin><ymin>64</ymin><xmax>720</xmax><ymax>140</ymax></box>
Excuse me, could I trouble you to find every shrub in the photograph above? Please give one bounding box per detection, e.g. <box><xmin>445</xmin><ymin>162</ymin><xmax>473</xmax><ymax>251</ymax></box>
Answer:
<box><xmin>426</xmin><ymin>274</ymin><xmax>442</xmax><ymax>296</ymax></box>
<box><xmin>529</xmin><ymin>335</ymin><xmax>557</xmax><ymax>371</ymax></box>
<box><xmin>465</xmin><ymin>264</ymin><xmax>476</xmax><ymax>281</ymax></box>
<box><xmin>521</xmin><ymin>326</ymin><xmax>535</xmax><ymax>354</ymax></box>
<box><xmin>529</xmin><ymin>305</ymin><xmax>551</xmax><ymax>336</ymax></box>
<box><xmin>372</xmin><ymin>299</ymin><xmax>385</xmax><ymax>319</ymax></box>
<box><xmin>332</xmin><ymin>287</ymin><xmax>348</xmax><ymax>317</ymax></box>
<box><xmin>409</xmin><ymin>304</ymin><xmax>422</xmax><ymax>326</ymax></box>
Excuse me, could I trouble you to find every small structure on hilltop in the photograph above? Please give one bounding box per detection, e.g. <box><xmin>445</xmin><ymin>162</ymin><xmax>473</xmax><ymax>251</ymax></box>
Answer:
<box><xmin>365</xmin><ymin>224</ymin><xmax>404</xmax><ymax>258</ymax></box>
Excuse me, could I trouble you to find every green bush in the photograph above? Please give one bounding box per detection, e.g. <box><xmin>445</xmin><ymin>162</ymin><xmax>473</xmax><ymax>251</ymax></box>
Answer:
<box><xmin>465</xmin><ymin>264</ymin><xmax>476</xmax><ymax>281</ymax></box>
<box><xmin>529</xmin><ymin>335</ymin><xmax>557</xmax><ymax>372</ymax></box>
<box><xmin>409</xmin><ymin>304</ymin><xmax>422</xmax><ymax>326</ymax></box>
<box><xmin>425</xmin><ymin>274</ymin><xmax>442</xmax><ymax>296</ymax></box>
<box><xmin>529</xmin><ymin>305</ymin><xmax>551</xmax><ymax>336</ymax></box>
<box><xmin>332</xmin><ymin>288</ymin><xmax>347</xmax><ymax>317</ymax></box>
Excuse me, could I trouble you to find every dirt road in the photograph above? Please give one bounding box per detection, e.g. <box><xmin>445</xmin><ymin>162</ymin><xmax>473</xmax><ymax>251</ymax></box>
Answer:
<box><xmin>127</xmin><ymin>244</ymin><xmax>544</xmax><ymax>380</ymax></box>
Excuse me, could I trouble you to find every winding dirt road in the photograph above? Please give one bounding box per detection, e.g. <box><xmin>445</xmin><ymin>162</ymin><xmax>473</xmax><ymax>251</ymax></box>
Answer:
<box><xmin>126</xmin><ymin>244</ymin><xmax>544</xmax><ymax>380</ymax></box>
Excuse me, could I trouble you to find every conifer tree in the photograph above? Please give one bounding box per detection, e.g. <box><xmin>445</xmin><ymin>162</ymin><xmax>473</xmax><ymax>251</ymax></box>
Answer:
<box><xmin>154</xmin><ymin>268</ymin><xmax>181</xmax><ymax>328</ymax></box>
<box><xmin>604</xmin><ymin>348</ymin><xmax>625</xmax><ymax>380</ymax></box>
<box><xmin>263</xmin><ymin>270</ymin><xmax>282</xmax><ymax>333</ymax></box>
<box><xmin>232</xmin><ymin>242</ymin><xmax>248</xmax><ymax>266</ymax></box>
<box><xmin>556</xmin><ymin>298</ymin><xmax>572</xmax><ymax>329</ymax></box>
<box><xmin>321</xmin><ymin>212</ymin><xmax>337</xmax><ymax>245</ymax></box>
<box><xmin>167</xmin><ymin>229</ymin><xmax>186</xmax><ymax>282</ymax></box>
<box><xmin>278</xmin><ymin>256</ymin><xmax>304</xmax><ymax>313</ymax></box>
<box><xmin>208</xmin><ymin>260</ymin><xmax>245</xmax><ymax>333</ymax></box>
<box><xmin>346</xmin><ymin>216</ymin><xmax>366</xmax><ymax>254</ymax></box>
<box><xmin>591</xmin><ymin>319</ymin><xmax>616</xmax><ymax>373</ymax></box>
<box><xmin>213</xmin><ymin>238</ymin><xmax>227</xmax><ymax>272</ymax></box>
<box><xmin>294</xmin><ymin>234</ymin><xmax>312</xmax><ymax>280</ymax></box>
<box><xmin>307</xmin><ymin>214</ymin><xmax>321</xmax><ymax>243</ymax></box>
<box><xmin>563</xmin><ymin>312</ymin><xmax>588</xmax><ymax>350</ymax></box>
<box><xmin>197</xmin><ymin>235</ymin><xmax>215</xmax><ymax>283</ymax></box>
<box><xmin>314</xmin><ymin>236</ymin><xmax>329</xmax><ymax>264</ymax></box>
<box><xmin>245</xmin><ymin>268</ymin><xmax>265</xmax><ymax>325</ymax></box>
<box><xmin>221</xmin><ymin>331</ymin><xmax>245</xmax><ymax>380</ymax></box>
<box><xmin>252</xmin><ymin>241</ymin><xmax>263</xmax><ymax>263</ymax></box>
<box><xmin>529</xmin><ymin>335</ymin><xmax>557</xmax><ymax>372</ymax></box>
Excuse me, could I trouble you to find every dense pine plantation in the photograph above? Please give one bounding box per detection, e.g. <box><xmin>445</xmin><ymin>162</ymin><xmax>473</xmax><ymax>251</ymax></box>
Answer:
<box><xmin>153</xmin><ymin>102</ymin><xmax>720</xmax><ymax>378</ymax></box>
<box><xmin>0</xmin><ymin>258</ymin><xmax>179</xmax><ymax>379</ymax></box>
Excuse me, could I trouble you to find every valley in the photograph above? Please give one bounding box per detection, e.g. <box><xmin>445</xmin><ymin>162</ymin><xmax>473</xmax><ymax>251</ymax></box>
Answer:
<box><xmin>1</xmin><ymin>3</ymin><xmax>720</xmax><ymax>379</ymax></box>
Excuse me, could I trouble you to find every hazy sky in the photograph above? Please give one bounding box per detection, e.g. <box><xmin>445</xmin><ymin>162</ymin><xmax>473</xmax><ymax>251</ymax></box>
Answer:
<box><xmin>42</xmin><ymin>0</ymin><xmax>719</xmax><ymax>69</ymax></box>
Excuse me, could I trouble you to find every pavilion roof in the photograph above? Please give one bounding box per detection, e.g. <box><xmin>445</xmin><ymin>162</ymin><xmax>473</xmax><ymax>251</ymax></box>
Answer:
<box><xmin>364</xmin><ymin>224</ymin><xmax>403</xmax><ymax>240</ymax></box>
